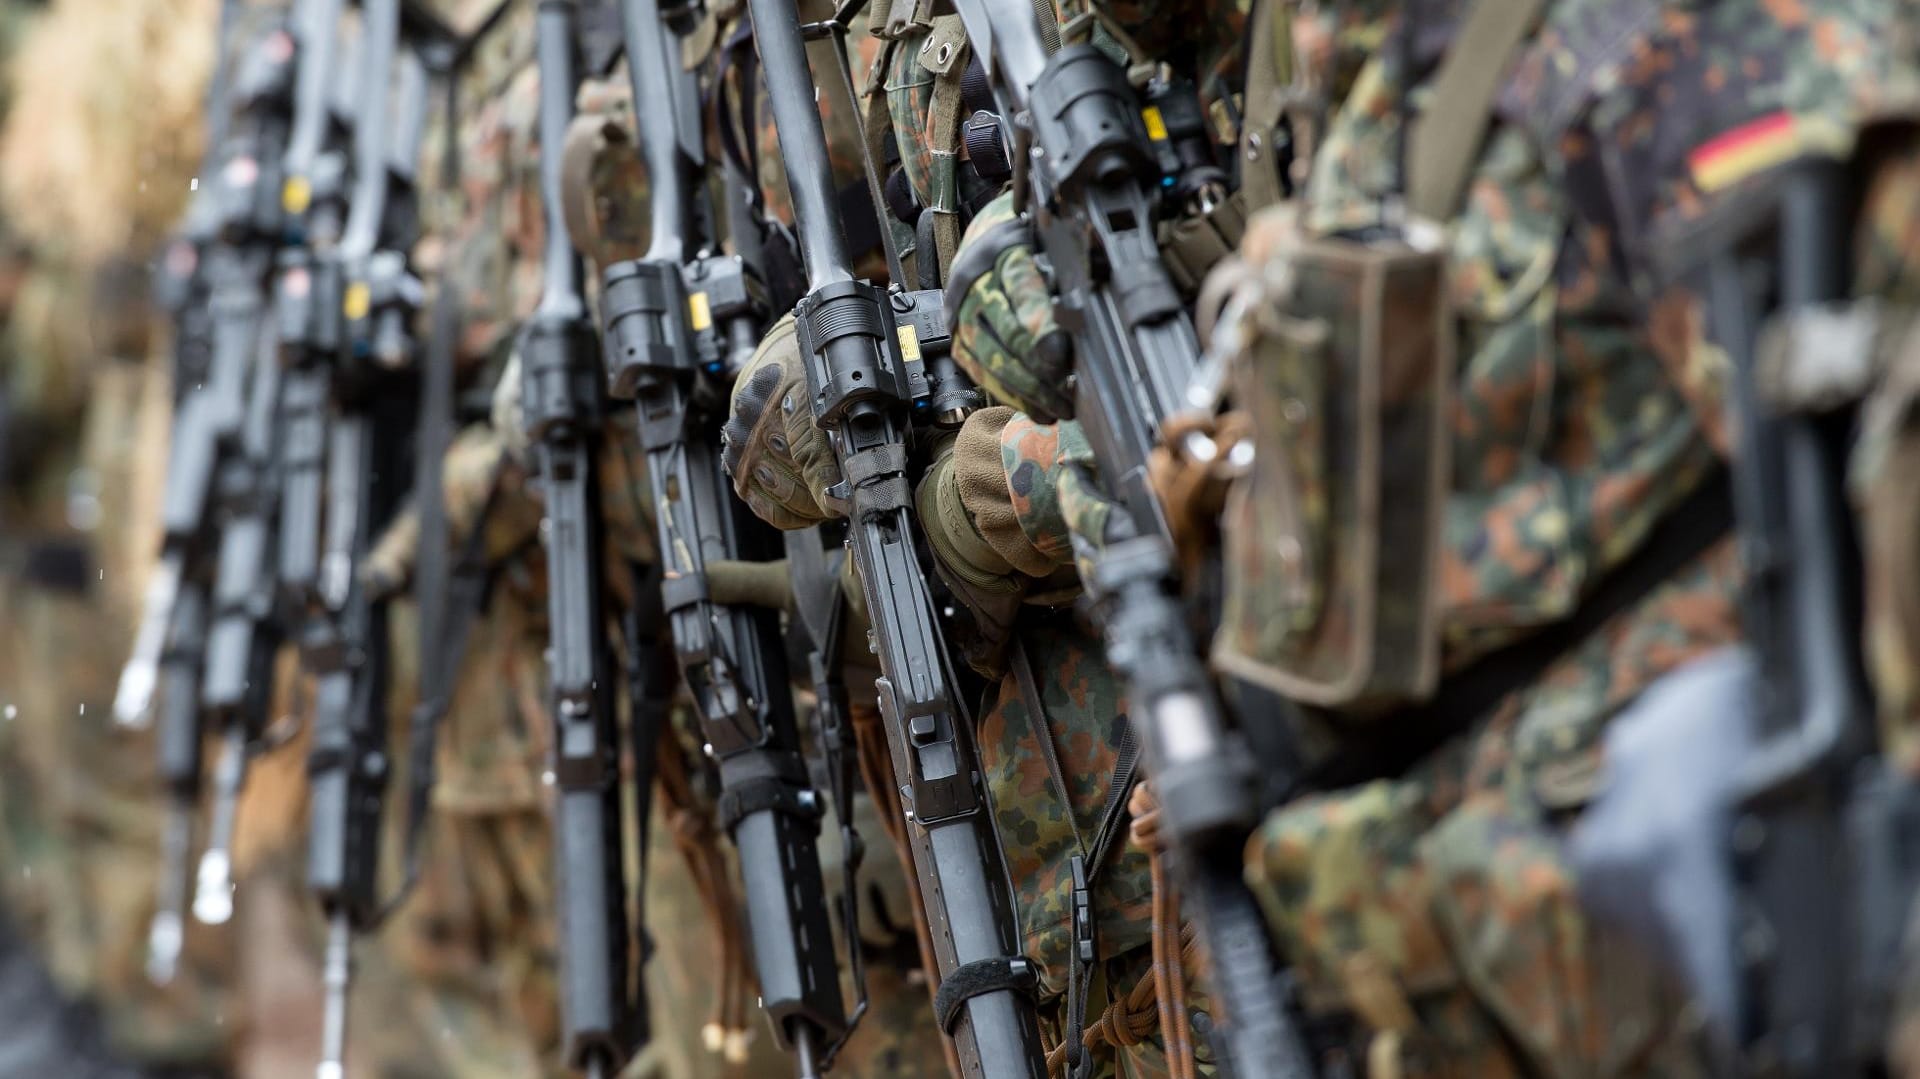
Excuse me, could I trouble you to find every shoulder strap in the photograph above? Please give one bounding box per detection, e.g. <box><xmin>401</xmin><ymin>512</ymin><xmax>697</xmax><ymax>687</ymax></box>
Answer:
<box><xmin>1237</xmin><ymin>0</ymin><xmax>1292</xmax><ymax>212</ymax></box>
<box><xmin>1405</xmin><ymin>0</ymin><xmax>1548</xmax><ymax>221</ymax></box>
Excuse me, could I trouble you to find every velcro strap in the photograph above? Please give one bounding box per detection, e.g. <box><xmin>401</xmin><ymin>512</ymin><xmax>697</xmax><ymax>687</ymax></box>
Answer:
<box><xmin>844</xmin><ymin>442</ymin><xmax>909</xmax><ymax>488</ymax></box>
<box><xmin>306</xmin><ymin>746</ymin><xmax>352</xmax><ymax>775</ymax></box>
<box><xmin>932</xmin><ymin>957</ymin><xmax>1038</xmax><ymax>1034</ymax></box>
<box><xmin>553</xmin><ymin>744</ymin><xmax>614</xmax><ymax>791</ymax></box>
<box><xmin>716</xmin><ymin>776</ymin><xmax>824</xmax><ymax>834</ymax></box>
<box><xmin>659</xmin><ymin>570</ymin><xmax>710</xmax><ymax>614</ymax></box>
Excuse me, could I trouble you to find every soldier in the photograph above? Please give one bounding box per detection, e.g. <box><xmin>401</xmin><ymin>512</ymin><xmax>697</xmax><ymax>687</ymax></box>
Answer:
<box><xmin>719</xmin><ymin>1</ymin><xmax>1269</xmax><ymax>1073</ymax></box>
<box><xmin>384</xmin><ymin>4</ymin><xmax>947</xmax><ymax>1071</ymax></box>
<box><xmin>1206</xmin><ymin>0</ymin><xmax>1920</xmax><ymax>1075</ymax></box>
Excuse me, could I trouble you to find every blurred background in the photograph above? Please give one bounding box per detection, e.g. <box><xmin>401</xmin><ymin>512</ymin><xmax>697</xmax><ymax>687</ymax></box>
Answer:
<box><xmin>0</xmin><ymin>1</ymin><xmax>332</xmax><ymax>1074</ymax></box>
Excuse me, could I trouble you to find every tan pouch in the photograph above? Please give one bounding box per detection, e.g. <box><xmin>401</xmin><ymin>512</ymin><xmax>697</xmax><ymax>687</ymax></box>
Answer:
<box><xmin>1212</xmin><ymin>224</ymin><xmax>1452</xmax><ymax>710</ymax></box>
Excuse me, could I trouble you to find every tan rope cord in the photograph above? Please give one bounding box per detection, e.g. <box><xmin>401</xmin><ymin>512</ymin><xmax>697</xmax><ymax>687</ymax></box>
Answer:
<box><xmin>1130</xmin><ymin>781</ymin><xmax>1198</xmax><ymax>1079</ymax></box>
<box><xmin>653</xmin><ymin>727</ymin><xmax>756</xmax><ymax>1056</ymax></box>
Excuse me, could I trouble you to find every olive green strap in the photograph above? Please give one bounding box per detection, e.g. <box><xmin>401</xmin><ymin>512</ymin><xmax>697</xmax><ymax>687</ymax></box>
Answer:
<box><xmin>1405</xmin><ymin>0</ymin><xmax>1547</xmax><ymax>221</ymax></box>
<box><xmin>705</xmin><ymin>558</ymin><xmax>795</xmax><ymax>611</ymax></box>
<box><xmin>1237</xmin><ymin>0</ymin><xmax>1292</xmax><ymax>212</ymax></box>
<box><xmin>924</xmin><ymin>31</ymin><xmax>970</xmax><ymax>279</ymax></box>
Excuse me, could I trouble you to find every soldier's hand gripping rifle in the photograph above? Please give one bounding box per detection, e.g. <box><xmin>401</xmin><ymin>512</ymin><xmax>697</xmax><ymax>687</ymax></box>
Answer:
<box><xmin>948</xmin><ymin>6</ymin><xmax>1313</xmax><ymax>1075</ymax></box>
<box><xmin>527</xmin><ymin>4</ymin><xmax>640</xmax><ymax>1075</ymax></box>
<box><xmin>299</xmin><ymin>3</ymin><xmax>434</xmax><ymax>1073</ymax></box>
<box><xmin>742</xmin><ymin>1</ymin><xmax>1047</xmax><ymax>1073</ymax></box>
<box><xmin>123</xmin><ymin>8</ymin><xmax>300</xmax><ymax>979</ymax></box>
<box><xmin>599</xmin><ymin>0</ymin><xmax>846</xmax><ymax>1073</ymax></box>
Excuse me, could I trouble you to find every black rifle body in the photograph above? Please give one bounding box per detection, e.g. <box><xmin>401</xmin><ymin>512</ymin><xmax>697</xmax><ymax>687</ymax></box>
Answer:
<box><xmin>601</xmin><ymin>0</ymin><xmax>843</xmax><ymax>1071</ymax></box>
<box><xmin>743</xmin><ymin>0</ymin><xmax>1046</xmax><ymax>1073</ymax></box>
<box><xmin>526</xmin><ymin>4</ymin><xmax>637</xmax><ymax>1074</ymax></box>
<box><xmin>949</xmin><ymin>3</ymin><xmax>1311</xmax><ymax>1074</ymax></box>
<box><xmin>299</xmin><ymin>1</ymin><xmax>433</xmax><ymax>1071</ymax></box>
<box><xmin>1705</xmin><ymin>162</ymin><xmax>1920</xmax><ymax>1077</ymax></box>
<box><xmin>143</xmin><ymin>10</ymin><xmax>302</xmax><ymax>935</ymax></box>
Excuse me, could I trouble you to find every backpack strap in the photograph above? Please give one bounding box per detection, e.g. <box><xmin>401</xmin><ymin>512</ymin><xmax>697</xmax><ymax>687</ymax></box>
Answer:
<box><xmin>1405</xmin><ymin>0</ymin><xmax>1549</xmax><ymax>220</ymax></box>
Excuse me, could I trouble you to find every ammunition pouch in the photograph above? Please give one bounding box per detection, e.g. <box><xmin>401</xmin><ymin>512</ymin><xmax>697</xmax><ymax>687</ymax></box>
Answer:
<box><xmin>1210</xmin><ymin>213</ymin><xmax>1452</xmax><ymax>710</ymax></box>
<box><xmin>1158</xmin><ymin>188</ymin><xmax>1248</xmax><ymax>296</ymax></box>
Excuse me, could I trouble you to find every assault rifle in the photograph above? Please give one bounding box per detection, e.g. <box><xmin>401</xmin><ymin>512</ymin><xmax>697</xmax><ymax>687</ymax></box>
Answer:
<box><xmin>122</xmin><ymin>7</ymin><xmax>301</xmax><ymax>978</ymax></box>
<box><xmin>276</xmin><ymin>0</ymin><xmax>353</xmax><ymax>619</ymax></box>
<box><xmin>525</xmin><ymin>4</ymin><xmax>639</xmax><ymax>1075</ymax></box>
<box><xmin>133</xmin><ymin>0</ymin><xmax>239</xmax><ymax>982</ymax></box>
<box><xmin>600</xmin><ymin>0</ymin><xmax>845</xmax><ymax>1072</ymax></box>
<box><xmin>948</xmin><ymin>5</ymin><xmax>1311</xmax><ymax>1075</ymax></box>
<box><xmin>1695</xmin><ymin>160</ymin><xmax>1920</xmax><ymax>1076</ymax></box>
<box><xmin>298</xmin><ymin>0</ymin><xmax>433</xmax><ymax>1072</ymax></box>
<box><xmin>743</xmin><ymin>0</ymin><xmax>1046</xmax><ymax>1073</ymax></box>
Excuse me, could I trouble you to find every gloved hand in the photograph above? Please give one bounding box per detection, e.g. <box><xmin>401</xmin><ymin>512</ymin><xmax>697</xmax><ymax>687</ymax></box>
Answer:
<box><xmin>945</xmin><ymin>193</ymin><xmax>1075</xmax><ymax>423</ymax></box>
<box><xmin>362</xmin><ymin>426</ymin><xmax>540</xmax><ymax>598</ymax></box>
<box><xmin>916</xmin><ymin>408</ymin><xmax>1095</xmax><ymax>665</ymax></box>
<box><xmin>721</xmin><ymin>313</ymin><xmax>844</xmax><ymax>530</ymax></box>
<box><xmin>1055</xmin><ymin>442</ymin><xmax>1127</xmax><ymax>590</ymax></box>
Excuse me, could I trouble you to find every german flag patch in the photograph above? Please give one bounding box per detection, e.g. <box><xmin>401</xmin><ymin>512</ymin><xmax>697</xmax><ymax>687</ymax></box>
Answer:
<box><xmin>1688</xmin><ymin>111</ymin><xmax>1851</xmax><ymax>193</ymax></box>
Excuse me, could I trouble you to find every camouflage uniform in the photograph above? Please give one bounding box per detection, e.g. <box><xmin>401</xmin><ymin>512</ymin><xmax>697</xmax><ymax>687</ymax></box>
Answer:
<box><xmin>1211</xmin><ymin>2</ymin><xmax>1920</xmax><ymax>1075</ymax></box>
<box><xmin>723</xmin><ymin>3</ymin><xmax>1248</xmax><ymax>1072</ymax></box>
<box><xmin>879</xmin><ymin>8</ymin><xmax>1246</xmax><ymax>1074</ymax></box>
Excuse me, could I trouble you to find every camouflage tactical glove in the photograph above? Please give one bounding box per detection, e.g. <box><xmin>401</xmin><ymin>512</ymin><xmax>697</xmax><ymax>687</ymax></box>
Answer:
<box><xmin>945</xmin><ymin>193</ymin><xmax>1075</xmax><ymax>423</ymax></box>
<box><xmin>919</xmin><ymin>408</ymin><xmax>1095</xmax><ymax>597</ymax></box>
<box><xmin>722</xmin><ymin>313</ymin><xmax>845</xmax><ymax>530</ymax></box>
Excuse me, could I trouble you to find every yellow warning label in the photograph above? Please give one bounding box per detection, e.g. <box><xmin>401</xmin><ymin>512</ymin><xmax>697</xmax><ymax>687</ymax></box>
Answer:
<box><xmin>343</xmin><ymin>282</ymin><xmax>371</xmax><ymax>321</ymax></box>
<box><xmin>689</xmin><ymin>291</ymin><xmax>713</xmax><ymax>332</ymax></box>
<box><xmin>1141</xmin><ymin>106</ymin><xmax>1168</xmax><ymax>142</ymax></box>
<box><xmin>897</xmin><ymin>323</ymin><xmax>922</xmax><ymax>363</ymax></box>
<box><xmin>283</xmin><ymin>176</ymin><xmax>312</xmax><ymax>214</ymax></box>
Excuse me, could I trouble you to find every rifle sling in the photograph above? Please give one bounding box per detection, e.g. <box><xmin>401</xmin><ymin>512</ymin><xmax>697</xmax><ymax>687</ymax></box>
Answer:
<box><xmin>1012</xmin><ymin>635</ymin><xmax>1140</xmax><ymax>1071</ymax></box>
<box><xmin>1311</xmin><ymin>468</ymin><xmax>1735</xmax><ymax>791</ymax></box>
<box><xmin>390</xmin><ymin>243</ymin><xmax>492</xmax><ymax>910</ymax></box>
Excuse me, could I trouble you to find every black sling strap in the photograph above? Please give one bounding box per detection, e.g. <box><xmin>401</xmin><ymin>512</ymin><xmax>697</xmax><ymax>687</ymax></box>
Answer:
<box><xmin>1312</xmin><ymin>468</ymin><xmax>1735</xmax><ymax>791</ymax></box>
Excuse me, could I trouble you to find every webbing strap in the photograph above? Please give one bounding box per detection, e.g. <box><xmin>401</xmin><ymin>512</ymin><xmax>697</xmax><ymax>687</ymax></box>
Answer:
<box><xmin>715</xmin><ymin>774</ymin><xmax>824</xmax><ymax>834</ymax></box>
<box><xmin>1237</xmin><ymin>0</ymin><xmax>1291</xmax><ymax>211</ymax></box>
<box><xmin>931</xmin><ymin>956</ymin><xmax>1039</xmax><ymax>1034</ymax></box>
<box><xmin>1405</xmin><ymin>0</ymin><xmax>1548</xmax><ymax>220</ymax></box>
<box><xmin>1314</xmin><ymin>468</ymin><xmax>1735</xmax><ymax>789</ymax></box>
